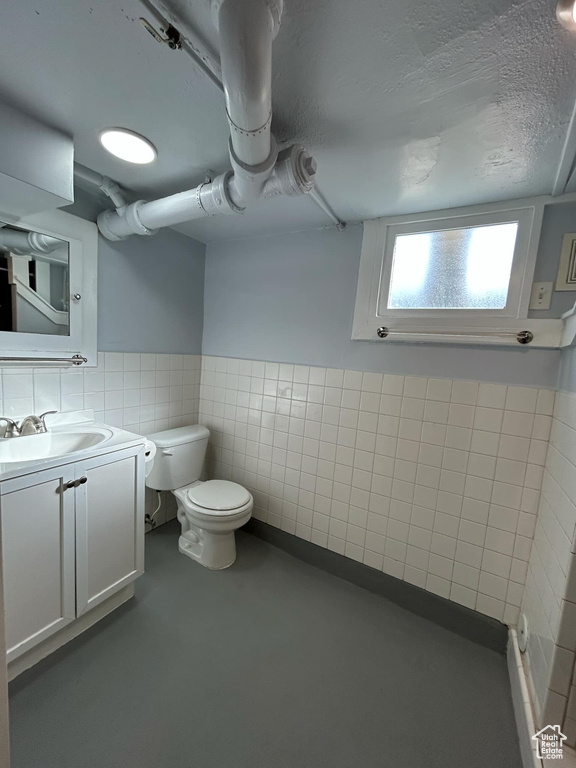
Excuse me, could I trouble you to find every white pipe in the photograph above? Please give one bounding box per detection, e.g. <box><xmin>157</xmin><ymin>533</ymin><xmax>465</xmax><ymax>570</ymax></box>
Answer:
<box><xmin>215</xmin><ymin>0</ymin><xmax>281</xmax><ymax>168</ymax></box>
<box><xmin>97</xmin><ymin>140</ymin><xmax>318</xmax><ymax>241</ymax></box>
<box><xmin>97</xmin><ymin>172</ymin><xmax>244</xmax><ymax>240</ymax></box>
<box><xmin>214</xmin><ymin>0</ymin><xmax>283</xmax><ymax>203</ymax></box>
<box><xmin>74</xmin><ymin>163</ymin><xmax>127</xmax><ymax>210</ymax></box>
<box><xmin>135</xmin><ymin>0</ymin><xmax>343</xmax><ymax>229</ymax></box>
<box><xmin>97</xmin><ymin>0</ymin><xmax>317</xmax><ymax>241</ymax></box>
<box><xmin>0</xmin><ymin>227</ymin><xmax>65</xmax><ymax>258</ymax></box>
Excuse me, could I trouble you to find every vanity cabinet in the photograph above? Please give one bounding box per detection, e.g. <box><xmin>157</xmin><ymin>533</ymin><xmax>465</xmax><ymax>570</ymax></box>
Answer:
<box><xmin>0</xmin><ymin>445</ymin><xmax>144</xmax><ymax>662</ymax></box>
<box><xmin>1</xmin><ymin>464</ymin><xmax>76</xmax><ymax>661</ymax></box>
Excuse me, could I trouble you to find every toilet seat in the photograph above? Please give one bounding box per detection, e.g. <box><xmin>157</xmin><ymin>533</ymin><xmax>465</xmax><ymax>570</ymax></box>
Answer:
<box><xmin>186</xmin><ymin>480</ymin><xmax>251</xmax><ymax>516</ymax></box>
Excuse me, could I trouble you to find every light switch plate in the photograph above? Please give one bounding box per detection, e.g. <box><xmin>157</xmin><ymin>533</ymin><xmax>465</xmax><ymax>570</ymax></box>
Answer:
<box><xmin>529</xmin><ymin>282</ymin><xmax>553</xmax><ymax>310</ymax></box>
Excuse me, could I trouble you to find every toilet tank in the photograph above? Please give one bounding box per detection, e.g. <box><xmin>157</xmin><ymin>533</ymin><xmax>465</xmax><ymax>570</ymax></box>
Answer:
<box><xmin>145</xmin><ymin>425</ymin><xmax>210</xmax><ymax>491</ymax></box>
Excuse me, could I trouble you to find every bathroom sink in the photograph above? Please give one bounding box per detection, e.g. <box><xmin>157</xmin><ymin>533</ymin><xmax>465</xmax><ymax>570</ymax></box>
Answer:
<box><xmin>0</xmin><ymin>427</ymin><xmax>113</xmax><ymax>464</ymax></box>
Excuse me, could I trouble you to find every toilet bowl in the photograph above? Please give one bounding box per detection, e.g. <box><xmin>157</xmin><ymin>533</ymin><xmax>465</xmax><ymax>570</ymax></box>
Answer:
<box><xmin>145</xmin><ymin>425</ymin><xmax>253</xmax><ymax>569</ymax></box>
<box><xmin>174</xmin><ymin>479</ymin><xmax>253</xmax><ymax>569</ymax></box>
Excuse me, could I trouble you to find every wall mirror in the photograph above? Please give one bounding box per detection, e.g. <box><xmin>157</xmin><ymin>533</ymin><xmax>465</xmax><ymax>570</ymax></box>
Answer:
<box><xmin>0</xmin><ymin>222</ymin><xmax>70</xmax><ymax>336</ymax></box>
<box><xmin>0</xmin><ymin>210</ymin><xmax>97</xmax><ymax>366</ymax></box>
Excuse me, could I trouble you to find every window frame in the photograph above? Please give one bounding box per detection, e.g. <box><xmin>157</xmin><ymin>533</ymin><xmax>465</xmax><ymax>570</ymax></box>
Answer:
<box><xmin>352</xmin><ymin>198</ymin><xmax>548</xmax><ymax>345</ymax></box>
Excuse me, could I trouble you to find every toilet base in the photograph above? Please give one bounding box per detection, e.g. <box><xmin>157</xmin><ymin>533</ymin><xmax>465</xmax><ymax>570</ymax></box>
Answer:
<box><xmin>177</xmin><ymin>521</ymin><xmax>237</xmax><ymax>570</ymax></box>
<box><xmin>172</xmin><ymin>485</ymin><xmax>253</xmax><ymax>570</ymax></box>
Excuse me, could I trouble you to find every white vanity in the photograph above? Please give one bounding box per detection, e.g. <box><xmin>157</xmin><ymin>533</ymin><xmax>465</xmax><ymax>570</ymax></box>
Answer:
<box><xmin>0</xmin><ymin>206</ymin><xmax>151</xmax><ymax>678</ymax></box>
<box><xmin>0</xmin><ymin>412</ymin><xmax>148</xmax><ymax>678</ymax></box>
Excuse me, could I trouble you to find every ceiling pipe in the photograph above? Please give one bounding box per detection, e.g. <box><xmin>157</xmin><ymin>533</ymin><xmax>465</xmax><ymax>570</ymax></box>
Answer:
<box><xmin>137</xmin><ymin>0</ymin><xmax>344</xmax><ymax>229</ymax></box>
<box><xmin>74</xmin><ymin>163</ymin><xmax>127</xmax><ymax>210</ymax></box>
<box><xmin>216</xmin><ymin>0</ymin><xmax>281</xmax><ymax>204</ymax></box>
<box><xmin>97</xmin><ymin>0</ymin><xmax>317</xmax><ymax>241</ymax></box>
<box><xmin>0</xmin><ymin>226</ymin><xmax>66</xmax><ymax>260</ymax></box>
<box><xmin>215</xmin><ymin>0</ymin><xmax>278</xmax><ymax>167</ymax></box>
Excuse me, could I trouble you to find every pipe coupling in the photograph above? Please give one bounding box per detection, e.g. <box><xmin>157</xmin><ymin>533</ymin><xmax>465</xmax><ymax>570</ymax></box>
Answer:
<box><xmin>198</xmin><ymin>172</ymin><xmax>244</xmax><ymax>216</ymax></box>
<box><xmin>263</xmin><ymin>144</ymin><xmax>317</xmax><ymax>198</ymax></box>
<box><xmin>98</xmin><ymin>201</ymin><xmax>158</xmax><ymax>241</ymax></box>
<box><xmin>228</xmin><ymin>136</ymin><xmax>278</xmax><ymax>204</ymax></box>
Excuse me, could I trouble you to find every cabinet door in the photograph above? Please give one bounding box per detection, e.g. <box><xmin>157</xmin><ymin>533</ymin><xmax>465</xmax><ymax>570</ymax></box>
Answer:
<box><xmin>75</xmin><ymin>447</ymin><xmax>144</xmax><ymax>616</ymax></box>
<box><xmin>0</xmin><ymin>466</ymin><xmax>76</xmax><ymax>661</ymax></box>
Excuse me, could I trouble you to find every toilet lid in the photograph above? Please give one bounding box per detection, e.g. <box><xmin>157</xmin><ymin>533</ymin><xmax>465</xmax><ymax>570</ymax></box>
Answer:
<box><xmin>187</xmin><ymin>480</ymin><xmax>251</xmax><ymax>511</ymax></box>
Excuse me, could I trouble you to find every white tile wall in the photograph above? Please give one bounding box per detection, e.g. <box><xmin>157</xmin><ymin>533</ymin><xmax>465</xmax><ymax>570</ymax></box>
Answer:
<box><xmin>522</xmin><ymin>390</ymin><xmax>576</xmax><ymax>741</ymax></box>
<box><xmin>0</xmin><ymin>352</ymin><xmax>201</xmax><ymax>434</ymax></box>
<box><xmin>0</xmin><ymin>352</ymin><xmax>202</xmax><ymax>532</ymax></box>
<box><xmin>198</xmin><ymin>356</ymin><xmax>554</xmax><ymax>625</ymax></box>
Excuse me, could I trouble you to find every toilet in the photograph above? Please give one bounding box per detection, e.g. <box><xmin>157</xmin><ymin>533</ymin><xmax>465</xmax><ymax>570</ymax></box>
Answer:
<box><xmin>145</xmin><ymin>425</ymin><xmax>253</xmax><ymax>569</ymax></box>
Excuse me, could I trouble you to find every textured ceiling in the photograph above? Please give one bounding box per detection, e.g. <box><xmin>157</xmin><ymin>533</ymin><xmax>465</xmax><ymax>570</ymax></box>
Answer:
<box><xmin>1</xmin><ymin>0</ymin><xmax>576</xmax><ymax>243</ymax></box>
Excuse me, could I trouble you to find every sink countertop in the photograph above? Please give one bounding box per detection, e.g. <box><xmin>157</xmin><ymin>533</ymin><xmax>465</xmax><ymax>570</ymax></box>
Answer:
<box><xmin>0</xmin><ymin>410</ymin><xmax>148</xmax><ymax>482</ymax></box>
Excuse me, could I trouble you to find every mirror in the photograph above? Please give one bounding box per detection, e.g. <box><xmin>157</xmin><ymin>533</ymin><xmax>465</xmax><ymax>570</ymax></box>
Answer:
<box><xmin>0</xmin><ymin>222</ymin><xmax>70</xmax><ymax>336</ymax></box>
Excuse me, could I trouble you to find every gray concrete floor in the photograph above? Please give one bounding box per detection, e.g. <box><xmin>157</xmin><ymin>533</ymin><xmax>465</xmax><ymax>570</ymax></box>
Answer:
<box><xmin>9</xmin><ymin>521</ymin><xmax>522</xmax><ymax>768</ymax></box>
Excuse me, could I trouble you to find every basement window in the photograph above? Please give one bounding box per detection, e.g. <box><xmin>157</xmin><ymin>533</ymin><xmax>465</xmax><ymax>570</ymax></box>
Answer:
<box><xmin>352</xmin><ymin>202</ymin><xmax>545</xmax><ymax>345</ymax></box>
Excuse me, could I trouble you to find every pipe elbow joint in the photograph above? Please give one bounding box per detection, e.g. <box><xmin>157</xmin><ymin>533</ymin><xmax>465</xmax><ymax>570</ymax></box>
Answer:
<box><xmin>99</xmin><ymin>177</ymin><xmax>126</xmax><ymax>210</ymax></box>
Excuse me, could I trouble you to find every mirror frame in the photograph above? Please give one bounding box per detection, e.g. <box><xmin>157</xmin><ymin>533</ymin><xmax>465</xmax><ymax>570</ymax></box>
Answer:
<box><xmin>0</xmin><ymin>209</ymin><xmax>97</xmax><ymax>365</ymax></box>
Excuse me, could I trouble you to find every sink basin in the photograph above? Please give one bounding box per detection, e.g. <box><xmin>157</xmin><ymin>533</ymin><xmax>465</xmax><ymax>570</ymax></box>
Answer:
<box><xmin>0</xmin><ymin>428</ymin><xmax>113</xmax><ymax>464</ymax></box>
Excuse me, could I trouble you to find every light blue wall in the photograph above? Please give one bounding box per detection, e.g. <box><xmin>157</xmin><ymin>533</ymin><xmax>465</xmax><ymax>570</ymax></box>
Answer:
<box><xmin>65</xmin><ymin>190</ymin><xmax>206</xmax><ymax>354</ymax></box>
<box><xmin>203</xmin><ymin>224</ymin><xmax>561</xmax><ymax>388</ymax></box>
<box><xmin>98</xmin><ymin>229</ymin><xmax>205</xmax><ymax>353</ymax></box>
<box><xmin>529</xmin><ymin>201</ymin><xmax>576</xmax><ymax>319</ymax></box>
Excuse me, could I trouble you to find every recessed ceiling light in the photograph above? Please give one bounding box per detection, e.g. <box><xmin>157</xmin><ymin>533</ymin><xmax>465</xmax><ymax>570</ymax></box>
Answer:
<box><xmin>99</xmin><ymin>128</ymin><xmax>157</xmax><ymax>164</ymax></box>
<box><xmin>557</xmin><ymin>0</ymin><xmax>576</xmax><ymax>30</ymax></box>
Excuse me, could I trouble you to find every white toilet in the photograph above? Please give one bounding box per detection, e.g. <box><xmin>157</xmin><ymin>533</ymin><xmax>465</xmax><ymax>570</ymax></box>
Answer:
<box><xmin>145</xmin><ymin>425</ymin><xmax>253</xmax><ymax>569</ymax></box>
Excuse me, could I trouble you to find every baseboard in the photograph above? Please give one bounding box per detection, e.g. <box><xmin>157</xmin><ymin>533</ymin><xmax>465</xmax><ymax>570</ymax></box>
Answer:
<box><xmin>508</xmin><ymin>629</ymin><xmax>541</xmax><ymax>768</ymax></box>
<box><xmin>244</xmin><ymin>519</ymin><xmax>508</xmax><ymax>653</ymax></box>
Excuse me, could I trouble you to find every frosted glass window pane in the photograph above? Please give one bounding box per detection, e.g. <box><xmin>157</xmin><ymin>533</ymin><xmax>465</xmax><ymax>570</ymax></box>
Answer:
<box><xmin>387</xmin><ymin>222</ymin><xmax>518</xmax><ymax>309</ymax></box>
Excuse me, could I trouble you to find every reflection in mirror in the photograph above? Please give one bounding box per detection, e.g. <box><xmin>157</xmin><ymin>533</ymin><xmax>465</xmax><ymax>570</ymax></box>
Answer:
<box><xmin>0</xmin><ymin>222</ymin><xmax>70</xmax><ymax>336</ymax></box>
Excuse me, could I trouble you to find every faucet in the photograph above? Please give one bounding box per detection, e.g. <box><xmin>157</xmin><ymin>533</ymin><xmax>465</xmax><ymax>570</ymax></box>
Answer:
<box><xmin>0</xmin><ymin>411</ymin><xmax>57</xmax><ymax>438</ymax></box>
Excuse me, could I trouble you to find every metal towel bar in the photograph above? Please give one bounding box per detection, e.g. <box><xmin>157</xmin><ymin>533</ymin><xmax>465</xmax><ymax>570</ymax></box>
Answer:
<box><xmin>0</xmin><ymin>354</ymin><xmax>88</xmax><ymax>365</ymax></box>
<box><xmin>376</xmin><ymin>327</ymin><xmax>534</xmax><ymax>345</ymax></box>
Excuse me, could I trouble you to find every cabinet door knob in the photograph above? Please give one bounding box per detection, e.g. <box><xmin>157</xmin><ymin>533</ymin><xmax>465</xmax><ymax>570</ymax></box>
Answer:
<box><xmin>65</xmin><ymin>480</ymin><xmax>75</xmax><ymax>489</ymax></box>
<box><xmin>79</xmin><ymin>476</ymin><xmax>88</xmax><ymax>485</ymax></box>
